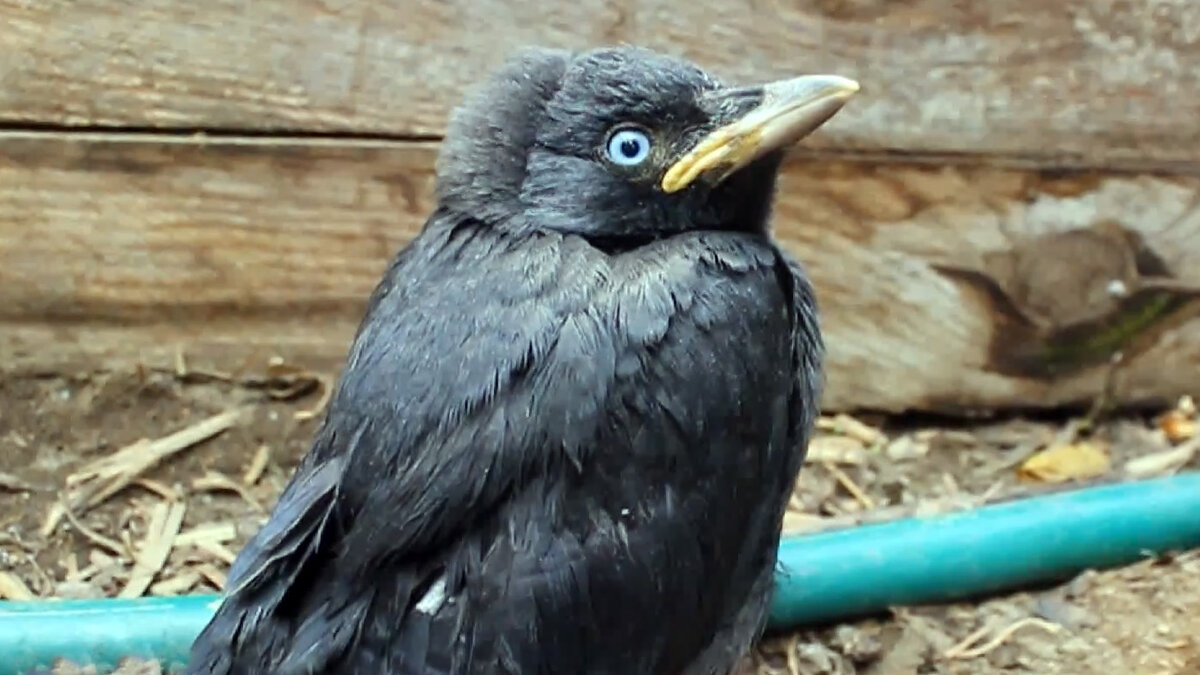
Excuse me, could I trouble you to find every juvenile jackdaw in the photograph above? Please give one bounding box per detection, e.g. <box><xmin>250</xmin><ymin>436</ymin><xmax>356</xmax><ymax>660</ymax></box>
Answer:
<box><xmin>187</xmin><ymin>45</ymin><xmax>857</xmax><ymax>675</ymax></box>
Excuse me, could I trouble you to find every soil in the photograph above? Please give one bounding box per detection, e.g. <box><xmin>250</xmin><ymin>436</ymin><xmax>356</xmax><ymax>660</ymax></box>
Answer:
<box><xmin>2</xmin><ymin>369</ymin><xmax>1197</xmax><ymax>675</ymax></box>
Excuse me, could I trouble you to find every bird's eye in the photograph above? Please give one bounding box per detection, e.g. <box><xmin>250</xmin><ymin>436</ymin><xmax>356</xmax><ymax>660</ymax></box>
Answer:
<box><xmin>604</xmin><ymin>128</ymin><xmax>652</xmax><ymax>166</ymax></box>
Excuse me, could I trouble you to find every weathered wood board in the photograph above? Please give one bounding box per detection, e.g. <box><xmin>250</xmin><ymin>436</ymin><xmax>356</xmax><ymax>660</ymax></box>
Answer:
<box><xmin>3</xmin><ymin>0</ymin><xmax>1200</xmax><ymax>167</ymax></box>
<box><xmin>4</xmin><ymin>133</ymin><xmax>1198</xmax><ymax>413</ymax></box>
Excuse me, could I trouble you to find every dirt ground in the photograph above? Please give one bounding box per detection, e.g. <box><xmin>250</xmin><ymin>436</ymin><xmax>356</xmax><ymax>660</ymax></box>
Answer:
<box><xmin>2</xmin><ymin>367</ymin><xmax>1198</xmax><ymax>675</ymax></box>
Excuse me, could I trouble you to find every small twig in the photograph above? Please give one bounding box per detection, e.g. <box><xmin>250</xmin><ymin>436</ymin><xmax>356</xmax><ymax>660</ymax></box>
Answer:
<box><xmin>806</xmin><ymin>436</ymin><xmax>868</xmax><ymax>465</ymax></box>
<box><xmin>175</xmin><ymin>522</ymin><xmax>238</xmax><ymax>547</ymax></box>
<box><xmin>25</xmin><ymin>554</ymin><xmax>55</xmax><ymax>595</ymax></box>
<box><xmin>59</xmin><ymin>497</ymin><xmax>126</xmax><ymax>559</ymax></box>
<box><xmin>943</xmin><ymin>623</ymin><xmax>992</xmax><ymax>660</ymax></box>
<box><xmin>782</xmin><ymin>477</ymin><xmax>1129</xmax><ymax>536</ymax></box>
<box><xmin>1081</xmin><ymin>350</ymin><xmax>1125</xmax><ymax>430</ymax></box>
<box><xmin>40</xmin><ymin>502</ymin><xmax>65</xmax><ymax>538</ymax></box>
<box><xmin>150</xmin><ymin>570</ymin><xmax>201</xmax><ymax>596</ymax></box>
<box><xmin>119</xmin><ymin>500</ymin><xmax>187</xmax><ymax>599</ymax></box>
<box><xmin>132</xmin><ymin>478</ymin><xmax>181</xmax><ymax>502</ymax></box>
<box><xmin>196</xmin><ymin>563</ymin><xmax>228</xmax><ymax>591</ymax></box>
<box><xmin>294</xmin><ymin>374</ymin><xmax>333</xmax><ymax>421</ymax></box>
<box><xmin>977</xmin><ymin>479</ymin><xmax>1006</xmax><ymax>504</ymax></box>
<box><xmin>1124</xmin><ymin>435</ymin><xmax>1200</xmax><ymax>478</ymax></box>
<box><xmin>784</xmin><ymin>633</ymin><xmax>803</xmax><ymax>675</ymax></box>
<box><xmin>63</xmin><ymin>408</ymin><xmax>244</xmax><ymax>518</ymax></box>
<box><xmin>192</xmin><ymin>471</ymin><xmax>263</xmax><ymax>512</ymax></box>
<box><xmin>0</xmin><ymin>471</ymin><xmax>37</xmax><ymax>493</ymax></box>
<box><xmin>192</xmin><ymin>539</ymin><xmax>238</xmax><ymax>565</ymax></box>
<box><xmin>63</xmin><ymin>552</ymin><xmax>80</xmax><ymax>579</ymax></box>
<box><xmin>174</xmin><ymin>347</ymin><xmax>188</xmax><ymax>378</ymax></box>
<box><xmin>941</xmin><ymin>472</ymin><xmax>961</xmax><ymax>497</ymax></box>
<box><xmin>171</xmin><ymin>349</ymin><xmax>334</xmax><ymax>422</ymax></box>
<box><xmin>817</xmin><ymin>413</ymin><xmax>886</xmax><ymax>446</ymax></box>
<box><xmin>65</xmin><ymin>562</ymin><xmax>101</xmax><ymax>584</ymax></box>
<box><xmin>944</xmin><ymin>617</ymin><xmax>1062</xmax><ymax>660</ymax></box>
<box><xmin>0</xmin><ymin>571</ymin><xmax>36</xmax><ymax>600</ymax></box>
<box><xmin>823</xmin><ymin>462</ymin><xmax>876</xmax><ymax>510</ymax></box>
<box><xmin>170</xmin><ymin>346</ymin><xmax>236</xmax><ymax>384</ymax></box>
<box><xmin>242</xmin><ymin>444</ymin><xmax>270</xmax><ymax>486</ymax></box>
<box><xmin>1001</xmin><ymin>416</ymin><xmax>1097</xmax><ymax>475</ymax></box>
<box><xmin>1049</xmin><ymin>417</ymin><xmax>1087</xmax><ymax>449</ymax></box>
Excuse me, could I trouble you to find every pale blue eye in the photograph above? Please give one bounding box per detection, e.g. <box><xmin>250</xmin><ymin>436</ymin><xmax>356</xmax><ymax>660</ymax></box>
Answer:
<box><xmin>605</xmin><ymin>128</ymin><xmax>652</xmax><ymax>166</ymax></box>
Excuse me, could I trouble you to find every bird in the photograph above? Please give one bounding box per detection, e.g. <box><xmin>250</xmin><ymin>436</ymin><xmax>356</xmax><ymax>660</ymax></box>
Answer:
<box><xmin>186</xmin><ymin>45</ymin><xmax>857</xmax><ymax>675</ymax></box>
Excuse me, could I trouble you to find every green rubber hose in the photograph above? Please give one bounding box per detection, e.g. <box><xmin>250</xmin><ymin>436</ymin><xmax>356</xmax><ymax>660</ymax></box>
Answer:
<box><xmin>2</xmin><ymin>473</ymin><xmax>1198</xmax><ymax>674</ymax></box>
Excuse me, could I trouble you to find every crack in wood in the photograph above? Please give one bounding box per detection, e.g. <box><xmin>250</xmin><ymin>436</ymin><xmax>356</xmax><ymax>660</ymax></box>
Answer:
<box><xmin>0</xmin><ymin>123</ymin><xmax>441</xmax><ymax>145</ymax></box>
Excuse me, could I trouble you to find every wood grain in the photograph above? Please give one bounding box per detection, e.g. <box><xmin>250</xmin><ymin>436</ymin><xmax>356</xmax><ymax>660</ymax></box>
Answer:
<box><xmin>4</xmin><ymin>133</ymin><xmax>1200</xmax><ymax>413</ymax></box>
<box><xmin>3</xmin><ymin>0</ymin><xmax>1200</xmax><ymax>166</ymax></box>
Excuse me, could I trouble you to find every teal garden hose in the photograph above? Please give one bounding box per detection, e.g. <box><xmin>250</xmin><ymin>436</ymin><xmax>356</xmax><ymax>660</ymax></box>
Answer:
<box><xmin>3</xmin><ymin>472</ymin><xmax>1199</xmax><ymax>674</ymax></box>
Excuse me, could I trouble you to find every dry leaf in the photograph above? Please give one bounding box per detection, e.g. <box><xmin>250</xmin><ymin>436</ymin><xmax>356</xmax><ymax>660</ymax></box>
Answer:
<box><xmin>1019</xmin><ymin>442</ymin><xmax>1111</xmax><ymax>483</ymax></box>
<box><xmin>1158</xmin><ymin>410</ymin><xmax>1196</xmax><ymax>444</ymax></box>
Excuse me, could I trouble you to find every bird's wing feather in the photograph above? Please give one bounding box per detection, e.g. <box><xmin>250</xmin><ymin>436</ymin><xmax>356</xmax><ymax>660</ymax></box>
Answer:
<box><xmin>781</xmin><ymin>250</ymin><xmax>824</xmax><ymax>469</ymax></box>
<box><xmin>189</xmin><ymin>215</ymin><xmax>807</xmax><ymax>675</ymax></box>
<box><xmin>190</xmin><ymin>216</ymin><xmax>612</xmax><ymax>672</ymax></box>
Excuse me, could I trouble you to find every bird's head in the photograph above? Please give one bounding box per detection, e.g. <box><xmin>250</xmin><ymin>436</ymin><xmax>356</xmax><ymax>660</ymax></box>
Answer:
<box><xmin>435</xmin><ymin>46</ymin><xmax>857</xmax><ymax>244</ymax></box>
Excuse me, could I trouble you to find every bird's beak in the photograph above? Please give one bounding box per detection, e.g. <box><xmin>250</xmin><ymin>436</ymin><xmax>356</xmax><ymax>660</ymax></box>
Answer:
<box><xmin>660</xmin><ymin>75</ymin><xmax>859</xmax><ymax>193</ymax></box>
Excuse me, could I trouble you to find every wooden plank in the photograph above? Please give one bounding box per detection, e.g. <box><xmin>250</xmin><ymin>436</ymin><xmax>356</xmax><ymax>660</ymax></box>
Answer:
<box><xmin>3</xmin><ymin>133</ymin><xmax>1200</xmax><ymax>413</ymax></box>
<box><xmin>3</xmin><ymin>0</ymin><xmax>1200</xmax><ymax>166</ymax></box>
<box><xmin>0</xmin><ymin>133</ymin><xmax>431</xmax><ymax>321</ymax></box>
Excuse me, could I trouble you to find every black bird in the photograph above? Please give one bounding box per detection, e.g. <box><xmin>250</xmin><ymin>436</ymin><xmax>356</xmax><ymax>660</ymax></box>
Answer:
<box><xmin>187</xmin><ymin>45</ymin><xmax>856</xmax><ymax>675</ymax></box>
